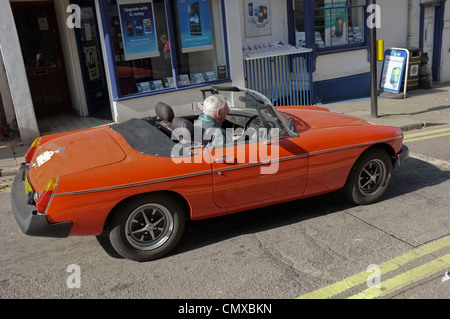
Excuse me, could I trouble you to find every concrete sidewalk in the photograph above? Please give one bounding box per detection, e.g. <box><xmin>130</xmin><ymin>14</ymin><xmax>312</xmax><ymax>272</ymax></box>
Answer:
<box><xmin>326</xmin><ymin>82</ymin><xmax>450</xmax><ymax>131</ymax></box>
<box><xmin>1</xmin><ymin>83</ymin><xmax>449</xmax><ymax>177</ymax></box>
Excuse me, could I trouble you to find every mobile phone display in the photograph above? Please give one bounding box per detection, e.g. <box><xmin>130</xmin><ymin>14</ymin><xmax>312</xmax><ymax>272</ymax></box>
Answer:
<box><xmin>126</xmin><ymin>21</ymin><xmax>134</xmax><ymax>36</ymax></box>
<box><xmin>188</xmin><ymin>2</ymin><xmax>202</xmax><ymax>36</ymax></box>
<box><xmin>335</xmin><ymin>17</ymin><xmax>343</xmax><ymax>37</ymax></box>
<box><xmin>143</xmin><ymin>19</ymin><xmax>152</xmax><ymax>34</ymax></box>
<box><xmin>390</xmin><ymin>67</ymin><xmax>401</xmax><ymax>86</ymax></box>
<box><xmin>135</xmin><ymin>20</ymin><xmax>143</xmax><ymax>35</ymax></box>
<box><xmin>258</xmin><ymin>5</ymin><xmax>264</xmax><ymax>23</ymax></box>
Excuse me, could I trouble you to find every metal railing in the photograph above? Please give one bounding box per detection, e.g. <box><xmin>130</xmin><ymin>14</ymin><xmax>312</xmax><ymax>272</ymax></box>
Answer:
<box><xmin>243</xmin><ymin>45</ymin><xmax>314</xmax><ymax>106</ymax></box>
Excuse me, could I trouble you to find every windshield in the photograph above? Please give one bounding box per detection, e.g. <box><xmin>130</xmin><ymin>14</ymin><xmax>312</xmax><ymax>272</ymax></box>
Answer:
<box><xmin>211</xmin><ymin>86</ymin><xmax>297</xmax><ymax>137</ymax></box>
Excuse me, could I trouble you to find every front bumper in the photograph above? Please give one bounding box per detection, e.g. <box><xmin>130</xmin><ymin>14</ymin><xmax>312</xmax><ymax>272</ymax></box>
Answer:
<box><xmin>395</xmin><ymin>144</ymin><xmax>409</xmax><ymax>167</ymax></box>
<box><xmin>11</xmin><ymin>164</ymin><xmax>72</xmax><ymax>238</ymax></box>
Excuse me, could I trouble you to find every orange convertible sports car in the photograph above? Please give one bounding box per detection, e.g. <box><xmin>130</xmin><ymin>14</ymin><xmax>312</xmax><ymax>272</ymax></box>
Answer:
<box><xmin>12</xmin><ymin>86</ymin><xmax>409</xmax><ymax>261</ymax></box>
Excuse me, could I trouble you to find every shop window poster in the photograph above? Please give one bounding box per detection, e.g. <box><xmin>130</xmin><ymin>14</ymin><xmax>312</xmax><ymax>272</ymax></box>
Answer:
<box><xmin>177</xmin><ymin>0</ymin><xmax>214</xmax><ymax>53</ymax></box>
<box><xmin>244</xmin><ymin>0</ymin><xmax>271</xmax><ymax>37</ymax></box>
<box><xmin>324</xmin><ymin>1</ymin><xmax>348</xmax><ymax>47</ymax></box>
<box><xmin>117</xmin><ymin>0</ymin><xmax>159</xmax><ymax>60</ymax></box>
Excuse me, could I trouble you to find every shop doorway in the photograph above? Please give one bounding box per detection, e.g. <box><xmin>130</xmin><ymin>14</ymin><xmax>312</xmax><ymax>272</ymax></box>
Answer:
<box><xmin>12</xmin><ymin>1</ymin><xmax>72</xmax><ymax>117</ymax></box>
<box><xmin>420</xmin><ymin>1</ymin><xmax>445</xmax><ymax>82</ymax></box>
<box><xmin>71</xmin><ymin>0</ymin><xmax>112</xmax><ymax>120</ymax></box>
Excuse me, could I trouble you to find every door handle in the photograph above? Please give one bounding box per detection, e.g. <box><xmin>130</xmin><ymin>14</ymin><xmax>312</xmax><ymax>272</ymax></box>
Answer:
<box><xmin>215</xmin><ymin>157</ymin><xmax>238</xmax><ymax>164</ymax></box>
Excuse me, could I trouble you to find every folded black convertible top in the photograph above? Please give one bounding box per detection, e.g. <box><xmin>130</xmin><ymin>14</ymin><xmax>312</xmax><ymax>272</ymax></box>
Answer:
<box><xmin>111</xmin><ymin>118</ymin><xmax>188</xmax><ymax>158</ymax></box>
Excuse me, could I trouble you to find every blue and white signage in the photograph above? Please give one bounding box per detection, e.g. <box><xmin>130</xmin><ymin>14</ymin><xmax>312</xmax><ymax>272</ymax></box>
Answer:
<box><xmin>118</xmin><ymin>0</ymin><xmax>159</xmax><ymax>60</ymax></box>
<box><xmin>379</xmin><ymin>49</ymin><xmax>408</xmax><ymax>93</ymax></box>
<box><xmin>177</xmin><ymin>0</ymin><xmax>213</xmax><ymax>53</ymax></box>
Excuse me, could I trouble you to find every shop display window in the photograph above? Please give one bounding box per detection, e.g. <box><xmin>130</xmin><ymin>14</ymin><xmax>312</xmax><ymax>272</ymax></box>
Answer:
<box><xmin>291</xmin><ymin>0</ymin><xmax>368</xmax><ymax>53</ymax></box>
<box><xmin>105</xmin><ymin>0</ymin><xmax>228</xmax><ymax>98</ymax></box>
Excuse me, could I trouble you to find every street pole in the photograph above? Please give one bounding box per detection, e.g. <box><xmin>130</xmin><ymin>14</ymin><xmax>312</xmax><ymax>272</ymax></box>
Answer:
<box><xmin>370</xmin><ymin>0</ymin><xmax>378</xmax><ymax>118</ymax></box>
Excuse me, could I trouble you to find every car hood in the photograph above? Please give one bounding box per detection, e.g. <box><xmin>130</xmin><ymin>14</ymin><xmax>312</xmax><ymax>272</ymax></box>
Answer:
<box><xmin>296</xmin><ymin>109</ymin><xmax>372</xmax><ymax>129</ymax></box>
<box><xmin>29</xmin><ymin>128</ymin><xmax>126</xmax><ymax>192</ymax></box>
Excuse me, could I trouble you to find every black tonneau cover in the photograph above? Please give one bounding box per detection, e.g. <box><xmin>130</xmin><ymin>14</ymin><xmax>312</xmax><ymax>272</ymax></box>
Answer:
<box><xmin>111</xmin><ymin>118</ymin><xmax>188</xmax><ymax>157</ymax></box>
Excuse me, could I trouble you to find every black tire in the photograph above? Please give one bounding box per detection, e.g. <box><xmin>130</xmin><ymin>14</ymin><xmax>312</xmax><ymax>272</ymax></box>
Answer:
<box><xmin>106</xmin><ymin>194</ymin><xmax>185</xmax><ymax>262</ymax></box>
<box><xmin>344</xmin><ymin>148</ymin><xmax>393</xmax><ymax>205</ymax></box>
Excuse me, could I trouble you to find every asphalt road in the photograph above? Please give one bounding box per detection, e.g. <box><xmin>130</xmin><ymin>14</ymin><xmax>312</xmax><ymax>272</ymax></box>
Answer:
<box><xmin>1</xmin><ymin>125</ymin><xmax>449</xmax><ymax>302</ymax></box>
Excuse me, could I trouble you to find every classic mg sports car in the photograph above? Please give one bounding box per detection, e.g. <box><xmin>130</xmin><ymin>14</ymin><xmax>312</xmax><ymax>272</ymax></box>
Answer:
<box><xmin>11</xmin><ymin>86</ymin><xmax>409</xmax><ymax>262</ymax></box>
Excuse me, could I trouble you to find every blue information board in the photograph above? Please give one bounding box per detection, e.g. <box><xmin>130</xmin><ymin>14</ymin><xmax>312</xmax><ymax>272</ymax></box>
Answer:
<box><xmin>177</xmin><ymin>0</ymin><xmax>213</xmax><ymax>53</ymax></box>
<box><xmin>379</xmin><ymin>49</ymin><xmax>408</xmax><ymax>94</ymax></box>
<box><xmin>118</xmin><ymin>0</ymin><xmax>159</xmax><ymax>60</ymax></box>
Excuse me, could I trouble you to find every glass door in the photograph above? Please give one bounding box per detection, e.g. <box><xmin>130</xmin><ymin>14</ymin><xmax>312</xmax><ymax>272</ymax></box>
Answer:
<box><xmin>72</xmin><ymin>0</ymin><xmax>112</xmax><ymax>120</ymax></box>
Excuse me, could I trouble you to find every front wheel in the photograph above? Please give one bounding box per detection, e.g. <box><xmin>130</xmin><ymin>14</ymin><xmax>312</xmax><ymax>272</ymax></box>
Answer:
<box><xmin>106</xmin><ymin>194</ymin><xmax>185</xmax><ymax>262</ymax></box>
<box><xmin>344</xmin><ymin>149</ymin><xmax>393</xmax><ymax>205</ymax></box>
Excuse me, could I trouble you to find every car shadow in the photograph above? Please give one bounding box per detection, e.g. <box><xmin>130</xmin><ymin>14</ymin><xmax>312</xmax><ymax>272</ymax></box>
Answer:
<box><xmin>95</xmin><ymin>157</ymin><xmax>450</xmax><ymax>261</ymax></box>
<box><xmin>384</xmin><ymin>157</ymin><xmax>450</xmax><ymax>200</ymax></box>
<box><xmin>173</xmin><ymin>157</ymin><xmax>450</xmax><ymax>257</ymax></box>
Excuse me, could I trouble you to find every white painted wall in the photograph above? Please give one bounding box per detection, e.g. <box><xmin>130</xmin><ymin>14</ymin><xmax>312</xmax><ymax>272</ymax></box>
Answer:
<box><xmin>1</xmin><ymin>0</ymin><xmax>39</xmax><ymax>143</ymax></box>
<box><xmin>240</xmin><ymin>0</ymin><xmax>289</xmax><ymax>46</ymax></box>
<box><xmin>378</xmin><ymin>0</ymin><xmax>409</xmax><ymax>49</ymax></box>
<box><xmin>0</xmin><ymin>52</ymin><xmax>16</xmax><ymax>127</ymax></box>
<box><xmin>55</xmin><ymin>0</ymin><xmax>89</xmax><ymax>117</ymax></box>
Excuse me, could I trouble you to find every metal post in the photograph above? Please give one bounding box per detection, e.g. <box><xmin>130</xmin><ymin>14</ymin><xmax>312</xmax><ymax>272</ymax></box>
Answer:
<box><xmin>370</xmin><ymin>0</ymin><xmax>378</xmax><ymax>118</ymax></box>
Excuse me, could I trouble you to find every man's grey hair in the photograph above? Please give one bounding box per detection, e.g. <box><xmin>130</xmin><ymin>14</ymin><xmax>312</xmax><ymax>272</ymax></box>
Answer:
<box><xmin>203</xmin><ymin>94</ymin><xmax>228</xmax><ymax>117</ymax></box>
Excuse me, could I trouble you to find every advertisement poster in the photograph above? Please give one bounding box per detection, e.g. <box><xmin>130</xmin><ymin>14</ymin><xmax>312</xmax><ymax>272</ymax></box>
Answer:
<box><xmin>117</xmin><ymin>0</ymin><xmax>159</xmax><ymax>60</ymax></box>
<box><xmin>177</xmin><ymin>0</ymin><xmax>213</xmax><ymax>53</ymax></box>
<box><xmin>324</xmin><ymin>0</ymin><xmax>347</xmax><ymax>47</ymax></box>
<box><xmin>379</xmin><ymin>49</ymin><xmax>408</xmax><ymax>93</ymax></box>
<box><xmin>244</xmin><ymin>0</ymin><xmax>271</xmax><ymax>37</ymax></box>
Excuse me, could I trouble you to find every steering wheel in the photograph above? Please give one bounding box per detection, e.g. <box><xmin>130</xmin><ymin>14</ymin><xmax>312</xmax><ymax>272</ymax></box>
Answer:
<box><xmin>233</xmin><ymin>115</ymin><xmax>259</xmax><ymax>142</ymax></box>
<box><xmin>244</xmin><ymin>115</ymin><xmax>259</xmax><ymax>131</ymax></box>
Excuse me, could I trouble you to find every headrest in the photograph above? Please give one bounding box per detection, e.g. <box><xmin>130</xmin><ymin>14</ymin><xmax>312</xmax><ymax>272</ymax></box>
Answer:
<box><xmin>155</xmin><ymin>102</ymin><xmax>175</xmax><ymax>123</ymax></box>
<box><xmin>171</xmin><ymin>117</ymin><xmax>194</xmax><ymax>143</ymax></box>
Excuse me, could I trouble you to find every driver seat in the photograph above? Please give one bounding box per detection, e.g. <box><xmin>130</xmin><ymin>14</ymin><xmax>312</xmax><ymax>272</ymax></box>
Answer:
<box><xmin>155</xmin><ymin>102</ymin><xmax>175</xmax><ymax>133</ymax></box>
<box><xmin>171</xmin><ymin>117</ymin><xmax>195</xmax><ymax>146</ymax></box>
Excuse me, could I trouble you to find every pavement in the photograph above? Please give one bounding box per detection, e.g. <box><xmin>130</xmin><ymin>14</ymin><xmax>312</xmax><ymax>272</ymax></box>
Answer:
<box><xmin>1</xmin><ymin>83</ymin><xmax>449</xmax><ymax>178</ymax></box>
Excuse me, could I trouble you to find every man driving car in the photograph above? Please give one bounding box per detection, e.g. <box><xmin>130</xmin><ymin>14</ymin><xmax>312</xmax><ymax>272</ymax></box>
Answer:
<box><xmin>194</xmin><ymin>94</ymin><xmax>233</xmax><ymax>147</ymax></box>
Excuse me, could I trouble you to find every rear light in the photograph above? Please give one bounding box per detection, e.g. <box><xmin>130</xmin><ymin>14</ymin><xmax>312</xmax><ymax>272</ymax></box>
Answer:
<box><xmin>25</xmin><ymin>138</ymin><xmax>41</xmax><ymax>164</ymax></box>
<box><xmin>35</xmin><ymin>178</ymin><xmax>58</xmax><ymax>214</ymax></box>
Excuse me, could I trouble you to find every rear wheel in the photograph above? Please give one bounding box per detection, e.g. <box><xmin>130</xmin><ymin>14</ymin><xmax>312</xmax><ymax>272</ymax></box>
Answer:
<box><xmin>106</xmin><ymin>194</ymin><xmax>185</xmax><ymax>262</ymax></box>
<box><xmin>344</xmin><ymin>149</ymin><xmax>393</xmax><ymax>205</ymax></box>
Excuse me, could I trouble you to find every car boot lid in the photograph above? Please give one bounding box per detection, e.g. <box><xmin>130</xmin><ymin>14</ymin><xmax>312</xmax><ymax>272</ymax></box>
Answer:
<box><xmin>28</xmin><ymin>128</ymin><xmax>126</xmax><ymax>192</ymax></box>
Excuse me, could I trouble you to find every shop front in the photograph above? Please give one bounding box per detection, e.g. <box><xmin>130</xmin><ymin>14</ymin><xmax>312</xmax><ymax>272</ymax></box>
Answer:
<box><xmin>5</xmin><ymin>0</ymin><xmax>234</xmax><ymax>142</ymax></box>
<box><xmin>2</xmin><ymin>0</ymin><xmax>449</xmax><ymax>144</ymax></box>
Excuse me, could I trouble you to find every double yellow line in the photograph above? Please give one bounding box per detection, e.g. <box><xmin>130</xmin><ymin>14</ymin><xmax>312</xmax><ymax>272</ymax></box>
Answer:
<box><xmin>297</xmin><ymin>235</ymin><xmax>450</xmax><ymax>299</ymax></box>
<box><xmin>403</xmin><ymin>127</ymin><xmax>450</xmax><ymax>143</ymax></box>
<box><xmin>0</xmin><ymin>181</ymin><xmax>12</xmax><ymax>193</ymax></box>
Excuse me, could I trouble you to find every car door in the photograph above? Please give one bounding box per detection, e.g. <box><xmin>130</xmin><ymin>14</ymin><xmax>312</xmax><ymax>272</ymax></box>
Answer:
<box><xmin>209</xmin><ymin>135</ymin><xmax>308</xmax><ymax>209</ymax></box>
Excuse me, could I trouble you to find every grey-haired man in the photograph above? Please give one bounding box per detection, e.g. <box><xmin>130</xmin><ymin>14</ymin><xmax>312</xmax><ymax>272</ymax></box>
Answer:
<box><xmin>194</xmin><ymin>94</ymin><xmax>233</xmax><ymax>147</ymax></box>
